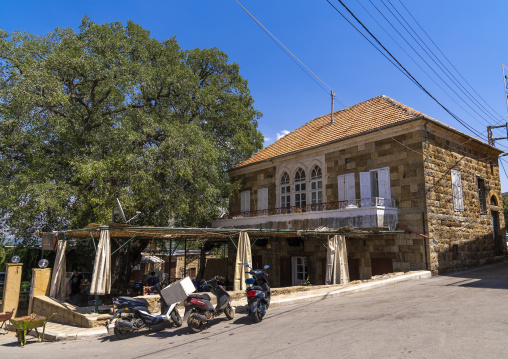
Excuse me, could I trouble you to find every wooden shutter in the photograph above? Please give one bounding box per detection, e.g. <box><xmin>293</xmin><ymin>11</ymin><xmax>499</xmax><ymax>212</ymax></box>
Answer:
<box><xmin>257</xmin><ymin>188</ymin><xmax>268</xmax><ymax>210</ymax></box>
<box><xmin>338</xmin><ymin>174</ymin><xmax>345</xmax><ymax>202</ymax></box>
<box><xmin>345</xmin><ymin>173</ymin><xmax>356</xmax><ymax>201</ymax></box>
<box><xmin>241</xmin><ymin>190</ymin><xmax>250</xmax><ymax>212</ymax></box>
<box><xmin>378</xmin><ymin>167</ymin><xmax>391</xmax><ymax>200</ymax></box>
<box><xmin>360</xmin><ymin>172</ymin><xmax>371</xmax><ymax>207</ymax></box>
<box><xmin>451</xmin><ymin>170</ymin><xmax>464</xmax><ymax>211</ymax></box>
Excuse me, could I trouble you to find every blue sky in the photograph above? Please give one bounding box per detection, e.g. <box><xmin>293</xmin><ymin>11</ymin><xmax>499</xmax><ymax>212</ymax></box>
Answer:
<box><xmin>1</xmin><ymin>0</ymin><xmax>508</xmax><ymax>188</ymax></box>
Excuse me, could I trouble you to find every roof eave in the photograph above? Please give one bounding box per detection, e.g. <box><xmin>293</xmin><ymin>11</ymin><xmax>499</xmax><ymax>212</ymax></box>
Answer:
<box><xmin>231</xmin><ymin>115</ymin><xmax>502</xmax><ymax>172</ymax></box>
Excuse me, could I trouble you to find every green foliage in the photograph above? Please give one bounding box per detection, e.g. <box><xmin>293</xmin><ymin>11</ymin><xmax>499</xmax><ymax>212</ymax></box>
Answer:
<box><xmin>0</xmin><ymin>17</ymin><xmax>263</xmax><ymax>242</ymax></box>
<box><xmin>0</xmin><ymin>246</ymin><xmax>40</xmax><ymax>282</ymax></box>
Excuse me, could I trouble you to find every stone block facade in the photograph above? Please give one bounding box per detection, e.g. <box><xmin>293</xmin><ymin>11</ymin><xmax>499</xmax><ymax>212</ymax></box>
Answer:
<box><xmin>216</xmin><ymin>116</ymin><xmax>506</xmax><ymax>285</ymax></box>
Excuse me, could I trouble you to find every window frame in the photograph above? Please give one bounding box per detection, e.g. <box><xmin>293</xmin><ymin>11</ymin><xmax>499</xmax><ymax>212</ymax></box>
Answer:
<box><xmin>280</xmin><ymin>172</ymin><xmax>291</xmax><ymax>208</ymax></box>
<box><xmin>294</xmin><ymin>168</ymin><xmax>307</xmax><ymax>207</ymax></box>
<box><xmin>477</xmin><ymin>176</ymin><xmax>487</xmax><ymax>214</ymax></box>
<box><xmin>310</xmin><ymin>166</ymin><xmax>323</xmax><ymax>205</ymax></box>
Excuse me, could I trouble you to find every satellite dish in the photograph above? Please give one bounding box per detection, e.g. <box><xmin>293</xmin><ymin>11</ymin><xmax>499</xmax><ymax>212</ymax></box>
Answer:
<box><xmin>116</xmin><ymin>198</ymin><xmax>127</xmax><ymax>223</ymax></box>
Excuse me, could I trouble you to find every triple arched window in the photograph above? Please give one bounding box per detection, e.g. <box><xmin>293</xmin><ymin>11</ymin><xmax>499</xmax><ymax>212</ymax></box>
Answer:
<box><xmin>280</xmin><ymin>166</ymin><xmax>323</xmax><ymax>208</ymax></box>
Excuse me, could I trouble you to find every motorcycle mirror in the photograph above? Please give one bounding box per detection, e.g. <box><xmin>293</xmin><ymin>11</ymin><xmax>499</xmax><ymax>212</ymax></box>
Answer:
<box><xmin>243</xmin><ymin>263</ymin><xmax>249</xmax><ymax>267</ymax></box>
<box><xmin>264</xmin><ymin>265</ymin><xmax>270</xmax><ymax>269</ymax></box>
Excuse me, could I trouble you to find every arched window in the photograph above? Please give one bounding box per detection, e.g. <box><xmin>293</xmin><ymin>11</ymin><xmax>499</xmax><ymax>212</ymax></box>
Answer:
<box><xmin>280</xmin><ymin>172</ymin><xmax>291</xmax><ymax>208</ymax></box>
<box><xmin>310</xmin><ymin>166</ymin><xmax>323</xmax><ymax>204</ymax></box>
<box><xmin>294</xmin><ymin>168</ymin><xmax>306</xmax><ymax>207</ymax></box>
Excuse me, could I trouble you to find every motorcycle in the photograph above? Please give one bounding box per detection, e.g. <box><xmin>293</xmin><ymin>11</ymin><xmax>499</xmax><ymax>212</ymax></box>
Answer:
<box><xmin>244</xmin><ymin>263</ymin><xmax>271</xmax><ymax>323</ymax></box>
<box><xmin>183</xmin><ymin>276</ymin><xmax>235</xmax><ymax>333</ymax></box>
<box><xmin>107</xmin><ymin>282</ymin><xmax>183</xmax><ymax>340</ymax></box>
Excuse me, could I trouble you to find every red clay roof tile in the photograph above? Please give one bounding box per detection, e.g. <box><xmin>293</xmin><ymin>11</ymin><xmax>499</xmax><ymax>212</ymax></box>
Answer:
<box><xmin>236</xmin><ymin>95</ymin><xmax>425</xmax><ymax>168</ymax></box>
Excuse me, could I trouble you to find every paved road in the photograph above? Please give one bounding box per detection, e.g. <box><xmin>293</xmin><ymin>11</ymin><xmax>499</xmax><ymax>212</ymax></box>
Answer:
<box><xmin>2</xmin><ymin>261</ymin><xmax>507</xmax><ymax>358</ymax></box>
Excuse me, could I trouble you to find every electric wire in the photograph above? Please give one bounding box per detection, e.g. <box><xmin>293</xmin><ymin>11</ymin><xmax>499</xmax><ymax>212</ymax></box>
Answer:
<box><xmin>380</xmin><ymin>0</ymin><xmax>500</xmax><ymax>127</ymax></box>
<box><xmin>396</xmin><ymin>0</ymin><xmax>505</xmax><ymax>125</ymax></box>
<box><xmin>233</xmin><ymin>0</ymin><xmax>350</xmax><ymax>107</ymax></box>
<box><xmin>325</xmin><ymin>0</ymin><xmax>487</xmax><ymax>141</ymax></box>
<box><xmin>354</xmin><ymin>0</ymin><xmax>492</xmax><ymax>130</ymax></box>
<box><xmin>367</xmin><ymin>0</ymin><xmax>497</xmax><ymax>129</ymax></box>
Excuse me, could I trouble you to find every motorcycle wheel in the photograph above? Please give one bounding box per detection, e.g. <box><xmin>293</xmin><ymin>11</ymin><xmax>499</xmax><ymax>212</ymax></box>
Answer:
<box><xmin>171</xmin><ymin>308</ymin><xmax>183</xmax><ymax>327</ymax></box>
<box><xmin>224</xmin><ymin>304</ymin><xmax>235</xmax><ymax>320</ymax></box>
<box><xmin>114</xmin><ymin>326</ymin><xmax>134</xmax><ymax>340</ymax></box>
<box><xmin>251</xmin><ymin>303</ymin><xmax>266</xmax><ymax>323</ymax></box>
<box><xmin>187</xmin><ymin>314</ymin><xmax>204</xmax><ymax>333</ymax></box>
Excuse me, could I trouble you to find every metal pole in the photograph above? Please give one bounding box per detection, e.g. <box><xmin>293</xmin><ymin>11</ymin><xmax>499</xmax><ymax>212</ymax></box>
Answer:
<box><xmin>169</xmin><ymin>237</ymin><xmax>172</xmax><ymax>282</ymax></box>
<box><xmin>184</xmin><ymin>239</ymin><xmax>187</xmax><ymax>278</ymax></box>
<box><xmin>330</xmin><ymin>90</ymin><xmax>335</xmax><ymax>124</ymax></box>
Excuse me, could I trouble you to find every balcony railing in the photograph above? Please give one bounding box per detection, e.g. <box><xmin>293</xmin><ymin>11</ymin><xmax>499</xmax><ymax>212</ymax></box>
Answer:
<box><xmin>219</xmin><ymin>197</ymin><xmax>397</xmax><ymax>220</ymax></box>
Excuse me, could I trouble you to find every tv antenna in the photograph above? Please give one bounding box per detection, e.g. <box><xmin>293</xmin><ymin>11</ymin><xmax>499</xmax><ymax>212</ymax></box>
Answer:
<box><xmin>113</xmin><ymin>198</ymin><xmax>141</xmax><ymax>223</ymax></box>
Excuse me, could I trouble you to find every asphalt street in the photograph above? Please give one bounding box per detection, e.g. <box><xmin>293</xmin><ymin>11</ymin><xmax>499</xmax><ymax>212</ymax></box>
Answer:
<box><xmin>1</xmin><ymin>261</ymin><xmax>507</xmax><ymax>358</ymax></box>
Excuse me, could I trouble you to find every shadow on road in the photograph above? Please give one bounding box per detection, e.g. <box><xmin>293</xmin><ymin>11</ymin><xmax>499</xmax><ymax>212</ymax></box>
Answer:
<box><xmin>441</xmin><ymin>261</ymin><xmax>508</xmax><ymax>290</ymax></box>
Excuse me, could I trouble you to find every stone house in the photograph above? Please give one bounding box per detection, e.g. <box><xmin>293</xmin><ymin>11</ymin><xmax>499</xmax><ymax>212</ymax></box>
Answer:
<box><xmin>212</xmin><ymin>95</ymin><xmax>506</xmax><ymax>286</ymax></box>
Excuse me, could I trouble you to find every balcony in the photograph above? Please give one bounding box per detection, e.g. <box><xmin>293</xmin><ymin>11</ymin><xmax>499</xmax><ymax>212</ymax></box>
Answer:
<box><xmin>212</xmin><ymin>198</ymin><xmax>398</xmax><ymax>230</ymax></box>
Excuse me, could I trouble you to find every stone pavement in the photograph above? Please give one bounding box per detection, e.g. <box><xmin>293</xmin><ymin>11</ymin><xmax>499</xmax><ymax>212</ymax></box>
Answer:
<box><xmin>2</xmin><ymin>270</ymin><xmax>430</xmax><ymax>343</ymax></box>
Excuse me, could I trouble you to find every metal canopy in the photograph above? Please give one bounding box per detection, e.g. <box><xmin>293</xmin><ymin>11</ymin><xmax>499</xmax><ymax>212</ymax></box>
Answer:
<box><xmin>53</xmin><ymin>223</ymin><xmax>405</xmax><ymax>241</ymax></box>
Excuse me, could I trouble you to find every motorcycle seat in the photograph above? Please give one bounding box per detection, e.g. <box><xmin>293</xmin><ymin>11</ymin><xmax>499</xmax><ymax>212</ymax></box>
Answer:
<box><xmin>189</xmin><ymin>293</ymin><xmax>211</xmax><ymax>301</ymax></box>
<box><xmin>118</xmin><ymin>296</ymin><xmax>149</xmax><ymax>307</ymax></box>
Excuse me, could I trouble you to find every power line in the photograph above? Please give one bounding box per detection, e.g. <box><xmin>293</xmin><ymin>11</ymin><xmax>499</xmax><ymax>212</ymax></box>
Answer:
<box><xmin>395</xmin><ymin>0</ymin><xmax>505</xmax><ymax>125</ymax></box>
<box><xmin>233</xmin><ymin>0</ymin><xmax>349</xmax><ymax>107</ymax></box>
<box><xmin>355</xmin><ymin>0</ymin><xmax>494</xmax><ymax>130</ymax></box>
<box><xmin>325</xmin><ymin>0</ymin><xmax>488</xmax><ymax>141</ymax></box>
<box><xmin>372</xmin><ymin>0</ymin><xmax>499</xmax><ymax>128</ymax></box>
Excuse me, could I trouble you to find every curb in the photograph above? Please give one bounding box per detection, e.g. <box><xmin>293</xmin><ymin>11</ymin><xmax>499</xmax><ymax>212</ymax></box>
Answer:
<box><xmin>233</xmin><ymin>270</ymin><xmax>431</xmax><ymax>313</ymax></box>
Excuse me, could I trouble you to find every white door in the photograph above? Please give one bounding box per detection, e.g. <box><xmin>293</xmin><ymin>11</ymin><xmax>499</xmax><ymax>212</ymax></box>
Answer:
<box><xmin>291</xmin><ymin>256</ymin><xmax>308</xmax><ymax>285</ymax></box>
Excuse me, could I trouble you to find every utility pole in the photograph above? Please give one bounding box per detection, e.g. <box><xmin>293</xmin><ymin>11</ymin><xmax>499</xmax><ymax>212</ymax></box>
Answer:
<box><xmin>330</xmin><ymin>91</ymin><xmax>336</xmax><ymax>124</ymax></box>
<box><xmin>487</xmin><ymin>124</ymin><xmax>508</xmax><ymax>146</ymax></box>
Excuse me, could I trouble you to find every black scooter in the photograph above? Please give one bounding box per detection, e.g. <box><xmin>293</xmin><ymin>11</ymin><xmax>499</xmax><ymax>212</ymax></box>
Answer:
<box><xmin>107</xmin><ymin>282</ymin><xmax>182</xmax><ymax>340</ymax></box>
<box><xmin>183</xmin><ymin>276</ymin><xmax>235</xmax><ymax>333</ymax></box>
<box><xmin>244</xmin><ymin>263</ymin><xmax>270</xmax><ymax>322</ymax></box>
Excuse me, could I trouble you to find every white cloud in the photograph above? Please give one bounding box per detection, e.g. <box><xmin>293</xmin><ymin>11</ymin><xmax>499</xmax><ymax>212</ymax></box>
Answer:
<box><xmin>277</xmin><ymin>130</ymin><xmax>290</xmax><ymax>140</ymax></box>
<box><xmin>264</xmin><ymin>137</ymin><xmax>271</xmax><ymax>143</ymax></box>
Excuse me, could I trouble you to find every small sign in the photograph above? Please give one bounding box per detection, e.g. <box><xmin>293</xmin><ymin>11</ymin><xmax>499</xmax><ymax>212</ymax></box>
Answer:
<box><xmin>41</xmin><ymin>233</ymin><xmax>58</xmax><ymax>251</ymax></box>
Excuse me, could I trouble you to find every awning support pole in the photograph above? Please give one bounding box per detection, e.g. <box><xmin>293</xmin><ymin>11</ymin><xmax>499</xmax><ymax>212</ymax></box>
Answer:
<box><xmin>89</xmin><ymin>231</ymin><xmax>96</xmax><ymax>252</ymax></box>
<box><xmin>229</xmin><ymin>237</ymin><xmax>237</xmax><ymax>250</ymax></box>
<box><xmin>112</xmin><ymin>232</ymin><xmax>141</xmax><ymax>255</ymax></box>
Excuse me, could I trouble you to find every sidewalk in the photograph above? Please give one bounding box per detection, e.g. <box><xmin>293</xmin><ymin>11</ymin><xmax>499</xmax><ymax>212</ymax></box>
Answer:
<box><xmin>9</xmin><ymin>270</ymin><xmax>431</xmax><ymax>342</ymax></box>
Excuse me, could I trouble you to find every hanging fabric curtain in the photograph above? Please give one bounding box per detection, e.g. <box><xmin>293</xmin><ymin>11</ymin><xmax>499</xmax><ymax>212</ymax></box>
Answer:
<box><xmin>90</xmin><ymin>229</ymin><xmax>111</xmax><ymax>295</ymax></box>
<box><xmin>325</xmin><ymin>235</ymin><xmax>350</xmax><ymax>285</ymax></box>
<box><xmin>233</xmin><ymin>231</ymin><xmax>252</xmax><ymax>291</ymax></box>
<box><xmin>325</xmin><ymin>235</ymin><xmax>338</xmax><ymax>285</ymax></box>
<box><xmin>49</xmin><ymin>239</ymin><xmax>67</xmax><ymax>301</ymax></box>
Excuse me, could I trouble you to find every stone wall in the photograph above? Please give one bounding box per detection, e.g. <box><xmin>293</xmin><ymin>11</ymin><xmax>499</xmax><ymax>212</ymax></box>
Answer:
<box><xmin>222</xmin><ymin>119</ymin><xmax>506</xmax><ymax>281</ymax></box>
<box><xmin>230</xmin><ymin>166</ymin><xmax>277</xmax><ymax>214</ymax></box>
<box><xmin>422</xmin><ymin>122</ymin><xmax>506</xmax><ymax>273</ymax></box>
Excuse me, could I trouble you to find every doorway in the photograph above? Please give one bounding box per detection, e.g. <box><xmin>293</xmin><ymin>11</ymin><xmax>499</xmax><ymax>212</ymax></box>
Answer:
<box><xmin>291</xmin><ymin>256</ymin><xmax>308</xmax><ymax>285</ymax></box>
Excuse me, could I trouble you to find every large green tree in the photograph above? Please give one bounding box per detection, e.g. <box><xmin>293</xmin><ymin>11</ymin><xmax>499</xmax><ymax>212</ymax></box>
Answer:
<box><xmin>0</xmin><ymin>18</ymin><xmax>263</xmax><ymax>284</ymax></box>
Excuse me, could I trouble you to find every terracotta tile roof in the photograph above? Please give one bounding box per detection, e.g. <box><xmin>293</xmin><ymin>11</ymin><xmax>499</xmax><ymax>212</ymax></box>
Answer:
<box><xmin>236</xmin><ymin>95</ymin><xmax>426</xmax><ymax>168</ymax></box>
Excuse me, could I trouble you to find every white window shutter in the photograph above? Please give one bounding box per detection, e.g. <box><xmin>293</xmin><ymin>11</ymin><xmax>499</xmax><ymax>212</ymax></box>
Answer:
<box><xmin>257</xmin><ymin>188</ymin><xmax>268</xmax><ymax>210</ymax></box>
<box><xmin>451</xmin><ymin>170</ymin><xmax>464</xmax><ymax>211</ymax></box>
<box><xmin>360</xmin><ymin>172</ymin><xmax>371</xmax><ymax>199</ymax></box>
<box><xmin>241</xmin><ymin>190</ymin><xmax>250</xmax><ymax>212</ymax></box>
<box><xmin>338</xmin><ymin>175</ymin><xmax>345</xmax><ymax>202</ymax></box>
<box><xmin>378</xmin><ymin>167</ymin><xmax>391</xmax><ymax>199</ymax></box>
<box><xmin>345</xmin><ymin>173</ymin><xmax>356</xmax><ymax>201</ymax></box>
